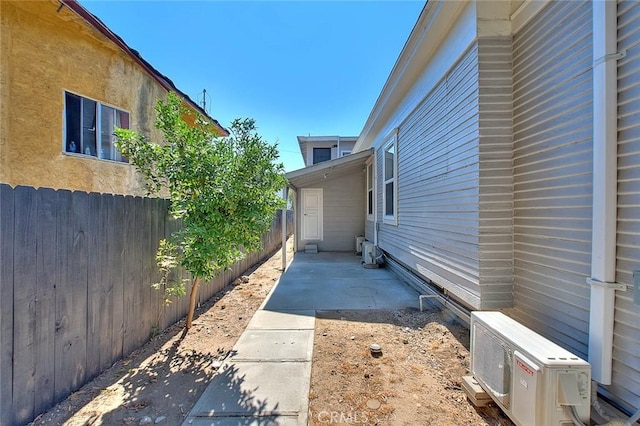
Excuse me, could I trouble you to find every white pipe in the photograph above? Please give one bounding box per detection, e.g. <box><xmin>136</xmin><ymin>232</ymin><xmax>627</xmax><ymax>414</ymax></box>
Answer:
<box><xmin>281</xmin><ymin>187</ymin><xmax>288</xmax><ymax>271</ymax></box>
<box><xmin>588</xmin><ymin>0</ymin><xmax>618</xmax><ymax>385</ymax></box>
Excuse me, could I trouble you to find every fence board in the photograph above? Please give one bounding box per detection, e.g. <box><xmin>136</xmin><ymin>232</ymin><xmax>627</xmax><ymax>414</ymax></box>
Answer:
<box><xmin>12</xmin><ymin>186</ymin><xmax>37</xmax><ymax>424</ymax></box>
<box><xmin>54</xmin><ymin>189</ymin><xmax>71</xmax><ymax>402</ymax></box>
<box><xmin>96</xmin><ymin>194</ymin><xmax>114</xmax><ymax>373</ymax></box>
<box><xmin>1</xmin><ymin>185</ymin><xmax>293</xmax><ymax>424</ymax></box>
<box><xmin>110</xmin><ymin>195</ymin><xmax>125</xmax><ymax>365</ymax></box>
<box><xmin>86</xmin><ymin>192</ymin><xmax>102</xmax><ymax>382</ymax></box>
<box><xmin>34</xmin><ymin>188</ymin><xmax>57</xmax><ymax>415</ymax></box>
<box><xmin>122</xmin><ymin>196</ymin><xmax>136</xmax><ymax>356</ymax></box>
<box><xmin>134</xmin><ymin>197</ymin><xmax>147</xmax><ymax>349</ymax></box>
<box><xmin>67</xmin><ymin>192</ymin><xmax>89</xmax><ymax>392</ymax></box>
<box><xmin>0</xmin><ymin>185</ymin><xmax>15</xmax><ymax>426</ymax></box>
<box><xmin>142</xmin><ymin>197</ymin><xmax>156</xmax><ymax>340</ymax></box>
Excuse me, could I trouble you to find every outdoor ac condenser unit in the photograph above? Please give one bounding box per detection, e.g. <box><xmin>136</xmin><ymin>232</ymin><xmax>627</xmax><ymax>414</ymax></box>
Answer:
<box><xmin>361</xmin><ymin>241</ymin><xmax>375</xmax><ymax>265</ymax></box>
<box><xmin>470</xmin><ymin>311</ymin><xmax>591</xmax><ymax>426</ymax></box>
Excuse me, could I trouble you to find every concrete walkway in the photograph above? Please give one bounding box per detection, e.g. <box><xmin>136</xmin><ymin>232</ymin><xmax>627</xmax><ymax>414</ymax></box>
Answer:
<box><xmin>183</xmin><ymin>252</ymin><xmax>419</xmax><ymax>425</ymax></box>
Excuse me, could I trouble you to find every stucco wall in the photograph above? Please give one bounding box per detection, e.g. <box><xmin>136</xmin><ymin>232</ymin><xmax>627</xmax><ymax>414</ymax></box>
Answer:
<box><xmin>1</xmin><ymin>1</ymin><xmax>176</xmax><ymax>195</ymax></box>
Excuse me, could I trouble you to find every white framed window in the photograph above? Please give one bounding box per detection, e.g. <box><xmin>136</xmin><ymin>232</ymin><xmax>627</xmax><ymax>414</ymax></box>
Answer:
<box><xmin>341</xmin><ymin>150</ymin><xmax>352</xmax><ymax>157</ymax></box>
<box><xmin>382</xmin><ymin>132</ymin><xmax>397</xmax><ymax>225</ymax></box>
<box><xmin>366</xmin><ymin>158</ymin><xmax>375</xmax><ymax>221</ymax></box>
<box><xmin>64</xmin><ymin>91</ymin><xmax>129</xmax><ymax>162</ymax></box>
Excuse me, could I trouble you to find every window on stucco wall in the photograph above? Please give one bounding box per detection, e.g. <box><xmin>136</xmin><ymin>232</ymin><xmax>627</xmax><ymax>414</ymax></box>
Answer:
<box><xmin>64</xmin><ymin>91</ymin><xmax>129</xmax><ymax>163</ymax></box>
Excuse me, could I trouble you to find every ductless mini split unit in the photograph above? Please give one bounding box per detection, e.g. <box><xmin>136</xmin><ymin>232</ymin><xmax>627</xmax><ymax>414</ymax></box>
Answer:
<box><xmin>470</xmin><ymin>311</ymin><xmax>591</xmax><ymax>426</ymax></box>
<box><xmin>361</xmin><ymin>241</ymin><xmax>376</xmax><ymax>265</ymax></box>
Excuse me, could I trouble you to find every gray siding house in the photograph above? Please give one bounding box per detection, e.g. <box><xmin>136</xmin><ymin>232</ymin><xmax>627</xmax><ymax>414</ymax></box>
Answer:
<box><xmin>286</xmin><ymin>0</ymin><xmax>640</xmax><ymax>415</ymax></box>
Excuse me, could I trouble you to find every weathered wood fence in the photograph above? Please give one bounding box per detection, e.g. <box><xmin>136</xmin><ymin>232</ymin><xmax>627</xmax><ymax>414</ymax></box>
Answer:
<box><xmin>0</xmin><ymin>184</ymin><xmax>293</xmax><ymax>425</ymax></box>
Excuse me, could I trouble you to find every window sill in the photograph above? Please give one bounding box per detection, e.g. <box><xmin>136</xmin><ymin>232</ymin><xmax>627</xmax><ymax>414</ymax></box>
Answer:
<box><xmin>63</xmin><ymin>152</ymin><xmax>129</xmax><ymax>164</ymax></box>
<box><xmin>383</xmin><ymin>216</ymin><xmax>397</xmax><ymax>226</ymax></box>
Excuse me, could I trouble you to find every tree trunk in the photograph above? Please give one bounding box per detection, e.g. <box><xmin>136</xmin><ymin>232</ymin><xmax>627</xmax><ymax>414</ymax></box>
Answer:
<box><xmin>185</xmin><ymin>276</ymin><xmax>201</xmax><ymax>330</ymax></box>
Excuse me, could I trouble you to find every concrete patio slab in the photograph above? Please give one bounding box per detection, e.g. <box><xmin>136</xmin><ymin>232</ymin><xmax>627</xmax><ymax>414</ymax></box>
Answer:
<box><xmin>188</xmin><ymin>415</ymin><xmax>299</xmax><ymax>425</ymax></box>
<box><xmin>230</xmin><ymin>330</ymin><xmax>314</xmax><ymax>362</ymax></box>
<box><xmin>263</xmin><ymin>278</ymin><xmax>417</xmax><ymax>311</ymax></box>
<box><xmin>246</xmin><ymin>310</ymin><xmax>315</xmax><ymax>330</ymax></box>
<box><xmin>186</xmin><ymin>361</ymin><xmax>310</xmax><ymax>424</ymax></box>
<box><xmin>184</xmin><ymin>251</ymin><xmax>420</xmax><ymax>425</ymax></box>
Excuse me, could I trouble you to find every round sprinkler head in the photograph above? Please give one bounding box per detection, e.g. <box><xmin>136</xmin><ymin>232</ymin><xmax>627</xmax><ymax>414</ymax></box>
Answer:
<box><xmin>370</xmin><ymin>343</ymin><xmax>382</xmax><ymax>357</ymax></box>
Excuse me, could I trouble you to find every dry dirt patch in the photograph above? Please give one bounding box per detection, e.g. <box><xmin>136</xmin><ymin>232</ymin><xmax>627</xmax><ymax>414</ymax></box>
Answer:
<box><xmin>31</xmin><ymin>239</ymin><xmax>294</xmax><ymax>426</ymax></box>
<box><xmin>34</xmin><ymin>241</ymin><xmax>514</xmax><ymax>426</ymax></box>
<box><xmin>308</xmin><ymin>309</ymin><xmax>513</xmax><ymax>426</ymax></box>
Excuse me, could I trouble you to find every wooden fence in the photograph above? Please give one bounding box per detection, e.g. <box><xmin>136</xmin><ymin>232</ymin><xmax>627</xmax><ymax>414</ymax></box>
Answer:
<box><xmin>0</xmin><ymin>184</ymin><xmax>293</xmax><ymax>425</ymax></box>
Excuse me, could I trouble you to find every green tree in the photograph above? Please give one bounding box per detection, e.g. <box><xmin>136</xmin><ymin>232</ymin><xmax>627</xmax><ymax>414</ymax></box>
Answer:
<box><xmin>115</xmin><ymin>92</ymin><xmax>287</xmax><ymax>331</ymax></box>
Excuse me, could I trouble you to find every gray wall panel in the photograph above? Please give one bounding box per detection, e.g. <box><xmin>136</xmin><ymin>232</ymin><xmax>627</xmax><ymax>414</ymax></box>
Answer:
<box><xmin>296</xmin><ymin>169</ymin><xmax>365</xmax><ymax>252</ymax></box>
<box><xmin>510</xmin><ymin>0</ymin><xmax>593</xmax><ymax>360</ymax></box>
<box><xmin>614</xmin><ymin>0</ymin><xmax>640</xmax><ymax>410</ymax></box>
<box><xmin>375</xmin><ymin>43</ymin><xmax>483</xmax><ymax>308</ymax></box>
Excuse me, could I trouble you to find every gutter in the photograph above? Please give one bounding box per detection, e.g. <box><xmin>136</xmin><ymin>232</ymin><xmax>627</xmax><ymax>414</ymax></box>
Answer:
<box><xmin>588</xmin><ymin>0</ymin><xmax>625</xmax><ymax>385</ymax></box>
<box><xmin>59</xmin><ymin>0</ymin><xmax>229</xmax><ymax>136</ymax></box>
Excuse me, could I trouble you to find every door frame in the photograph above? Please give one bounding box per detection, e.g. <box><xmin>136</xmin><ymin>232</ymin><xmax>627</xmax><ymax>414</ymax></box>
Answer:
<box><xmin>301</xmin><ymin>188</ymin><xmax>323</xmax><ymax>241</ymax></box>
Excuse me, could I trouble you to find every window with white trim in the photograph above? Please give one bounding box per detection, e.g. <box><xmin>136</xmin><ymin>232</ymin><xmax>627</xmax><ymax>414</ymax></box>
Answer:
<box><xmin>341</xmin><ymin>150</ymin><xmax>352</xmax><ymax>157</ymax></box>
<box><xmin>64</xmin><ymin>91</ymin><xmax>129</xmax><ymax>162</ymax></box>
<box><xmin>382</xmin><ymin>133</ymin><xmax>397</xmax><ymax>224</ymax></box>
<box><xmin>366</xmin><ymin>160</ymin><xmax>374</xmax><ymax>220</ymax></box>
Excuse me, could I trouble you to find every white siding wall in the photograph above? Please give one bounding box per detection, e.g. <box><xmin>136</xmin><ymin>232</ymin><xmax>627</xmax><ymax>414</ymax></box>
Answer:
<box><xmin>614</xmin><ymin>0</ymin><xmax>640</xmax><ymax>409</ymax></box>
<box><xmin>376</xmin><ymin>43</ymin><xmax>483</xmax><ymax>308</ymax></box>
<box><xmin>510</xmin><ymin>0</ymin><xmax>593</xmax><ymax>357</ymax></box>
<box><xmin>478</xmin><ymin>36</ymin><xmax>514</xmax><ymax>308</ymax></box>
<box><xmin>296</xmin><ymin>171</ymin><xmax>365</xmax><ymax>252</ymax></box>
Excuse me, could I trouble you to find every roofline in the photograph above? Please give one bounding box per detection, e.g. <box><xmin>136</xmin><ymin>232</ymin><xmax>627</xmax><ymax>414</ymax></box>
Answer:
<box><xmin>353</xmin><ymin>1</ymin><xmax>466</xmax><ymax>152</ymax></box>
<box><xmin>61</xmin><ymin>0</ymin><xmax>229</xmax><ymax>136</ymax></box>
<box><xmin>296</xmin><ymin>136</ymin><xmax>358</xmax><ymax>143</ymax></box>
<box><xmin>286</xmin><ymin>148</ymin><xmax>374</xmax><ymax>182</ymax></box>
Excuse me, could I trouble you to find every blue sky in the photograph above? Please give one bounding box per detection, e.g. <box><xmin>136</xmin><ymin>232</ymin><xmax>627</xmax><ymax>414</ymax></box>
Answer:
<box><xmin>81</xmin><ymin>1</ymin><xmax>424</xmax><ymax>171</ymax></box>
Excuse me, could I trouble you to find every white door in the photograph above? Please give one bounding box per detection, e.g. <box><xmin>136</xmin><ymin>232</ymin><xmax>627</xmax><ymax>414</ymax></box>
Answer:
<box><xmin>301</xmin><ymin>188</ymin><xmax>323</xmax><ymax>241</ymax></box>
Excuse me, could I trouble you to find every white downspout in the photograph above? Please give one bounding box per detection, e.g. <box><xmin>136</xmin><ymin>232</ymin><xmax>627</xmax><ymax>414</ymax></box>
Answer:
<box><xmin>588</xmin><ymin>0</ymin><xmax>618</xmax><ymax>385</ymax></box>
<box><xmin>281</xmin><ymin>186</ymin><xmax>288</xmax><ymax>271</ymax></box>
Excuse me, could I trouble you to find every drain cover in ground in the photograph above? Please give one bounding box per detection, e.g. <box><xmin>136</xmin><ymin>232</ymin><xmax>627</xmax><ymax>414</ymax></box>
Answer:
<box><xmin>366</xmin><ymin>399</ymin><xmax>381</xmax><ymax>409</ymax></box>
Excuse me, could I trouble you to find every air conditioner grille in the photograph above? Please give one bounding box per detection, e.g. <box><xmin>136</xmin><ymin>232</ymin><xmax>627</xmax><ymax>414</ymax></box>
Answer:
<box><xmin>472</xmin><ymin>322</ymin><xmax>511</xmax><ymax>407</ymax></box>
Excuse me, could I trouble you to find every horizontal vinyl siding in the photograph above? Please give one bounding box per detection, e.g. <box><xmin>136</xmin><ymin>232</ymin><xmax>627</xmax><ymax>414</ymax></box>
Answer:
<box><xmin>365</xmin><ymin>220</ymin><xmax>374</xmax><ymax>243</ymax></box>
<box><xmin>614</xmin><ymin>0</ymin><xmax>640</xmax><ymax>409</ymax></box>
<box><xmin>377</xmin><ymin>43</ymin><xmax>482</xmax><ymax>308</ymax></box>
<box><xmin>296</xmin><ymin>171</ymin><xmax>365</xmax><ymax>252</ymax></box>
<box><xmin>478</xmin><ymin>36</ymin><xmax>514</xmax><ymax>308</ymax></box>
<box><xmin>510</xmin><ymin>0</ymin><xmax>593</xmax><ymax>358</ymax></box>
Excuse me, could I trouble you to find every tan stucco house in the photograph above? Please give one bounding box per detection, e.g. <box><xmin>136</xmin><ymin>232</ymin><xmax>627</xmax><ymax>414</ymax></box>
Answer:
<box><xmin>0</xmin><ymin>0</ymin><xmax>227</xmax><ymax>196</ymax></box>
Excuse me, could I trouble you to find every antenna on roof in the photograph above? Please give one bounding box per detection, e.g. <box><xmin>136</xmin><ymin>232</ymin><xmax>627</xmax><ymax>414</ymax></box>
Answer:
<box><xmin>198</xmin><ymin>89</ymin><xmax>211</xmax><ymax>114</ymax></box>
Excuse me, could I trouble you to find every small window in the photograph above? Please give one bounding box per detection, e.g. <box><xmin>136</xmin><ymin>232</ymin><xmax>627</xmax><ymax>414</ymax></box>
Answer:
<box><xmin>366</xmin><ymin>160</ymin><xmax>374</xmax><ymax>220</ymax></box>
<box><xmin>341</xmin><ymin>150</ymin><xmax>352</xmax><ymax>157</ymax></box>
<box><xmin>382</xmin><ymin>132</ymin><xmax>397</xmax><ymax>224</ymax></box>
<box><xmin>312</xmin><ymin>147</ymin><xmax>332</xmax><ymax>164</ymax></box>
<box><xmin>64</xmin><ymin>91</ymin><xmax>129</xmax><ymax>162</ymax></box>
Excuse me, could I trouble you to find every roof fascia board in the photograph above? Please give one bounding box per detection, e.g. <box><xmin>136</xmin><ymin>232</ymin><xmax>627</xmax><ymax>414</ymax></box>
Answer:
<box><xmin>286</xmin><ymin>148</ymin><xmax>373</xmax><ymax>180</ymax></box>
<box><xmin>510</xmin><ymin>0</ymin><xmax>550</xmax><ymax>33</ymax></box>
<box><xmin>353</xmin><ymin>0</ymin><xmax>467</xmax><ymax>152</ymax></box>
<box><xmin>60</xmin><ymin>0</ymin><xmax>228</xmax><ymax>136</ymax></box>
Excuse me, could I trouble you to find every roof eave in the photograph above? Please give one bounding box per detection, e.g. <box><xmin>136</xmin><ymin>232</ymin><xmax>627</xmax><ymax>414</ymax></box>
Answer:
<box><xmin>60</xmin><ymin>0</ymin><xmax>229</xmax><ymax>136</ymax></box>
<box><xmin>286</xmin><ymin>148</ymin><xmax>374</xmax><ymax>189</ymax></box>
<box><xmin>353</xmin><ymin>0</ymin><xmax>465</xmax><ymax>152</ymax></box>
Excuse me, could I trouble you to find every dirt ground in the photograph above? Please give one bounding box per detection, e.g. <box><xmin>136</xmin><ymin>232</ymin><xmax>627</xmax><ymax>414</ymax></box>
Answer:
<box><xmin>32</xmin><ymin>239</ymin><xmax>511</xmax><ymax>426</ymax></box>
<box><xmin>308</xmin><ymin>310</ymin><xmax>513</xmax><ymax>426</ymax></box>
